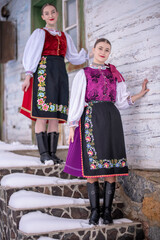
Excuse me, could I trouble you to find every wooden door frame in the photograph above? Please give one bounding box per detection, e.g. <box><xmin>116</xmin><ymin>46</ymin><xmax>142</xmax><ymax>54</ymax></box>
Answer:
<box><xmin>0</xmin><ymin>64</ymin><xmax>4</xmax><ymax>140</ymax></box>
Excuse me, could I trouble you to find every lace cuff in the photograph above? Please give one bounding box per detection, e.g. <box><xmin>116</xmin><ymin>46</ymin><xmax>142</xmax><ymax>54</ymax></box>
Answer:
<box><xmin>127</xmin><ymin>96</ymin><xmax>134</xmax><ymax>105</ymax></box>
<box><xmin>69</xmin><ymin>120</ymin><xmax>79</xmax><ymax>127</ymax></box>
<box><xmin>25</xmin><ymin>71</ymin><xmax>33</xmax><ymax>77</ymax></box>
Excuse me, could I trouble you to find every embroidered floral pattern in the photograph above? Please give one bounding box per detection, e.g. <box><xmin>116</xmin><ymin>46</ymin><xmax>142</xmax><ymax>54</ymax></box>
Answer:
<box><xmin>90</xmin><ymin>72</ymin><xmax>101</xmax><ymax>83</ymax></box>
<box><xmin>84</xmin><ymin>101</ymin><xmax>127</xmax><ymax>170</ymax></box>
<box><xmin>37</xmin><ymin>56</ymin><xmax>68</xmax><ymax>114</ymax></box>
<box><xmin>84</xmin><ymin>67</ymin><xmax>117</xmax><ymax>103</ymax></box>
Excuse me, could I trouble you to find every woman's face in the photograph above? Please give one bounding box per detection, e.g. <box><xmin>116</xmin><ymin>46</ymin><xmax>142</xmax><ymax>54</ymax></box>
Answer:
<box><xmin>41</xmin><ymin>5</ymin><xmax>58</xmax><ymax>27</ymax></box>
<box><xmin>93</xmin><ymin>42</ymin><xmax>111</xmax><ymax>64</ymax></box>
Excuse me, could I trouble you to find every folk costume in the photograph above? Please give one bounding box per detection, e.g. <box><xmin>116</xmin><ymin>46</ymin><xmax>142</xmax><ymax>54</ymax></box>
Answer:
<box><xmin>20</xmin><ymin>27</ymin><xmax>88</xmax><ymax>164</ymax></box>
<box><xmin>20</xmin><ymin>27</ymin><xmax>88</xmax><ymax>122</ymax></box>
<box><xmin>64</xmin><ymin>64</ymin><xmax>134</xmax><ymax>178</ymax></box>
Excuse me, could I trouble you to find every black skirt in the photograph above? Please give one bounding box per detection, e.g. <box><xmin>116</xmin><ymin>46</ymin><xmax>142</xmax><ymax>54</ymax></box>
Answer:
<box><xmin>32</xmin><ymin>55</ymin><xmax>68</xmax><ymax>122</ymax></box>
<box><xmin>80</xmin><ymin>101</ymin><xmax>128</xmax><ymax>177</ymax></box>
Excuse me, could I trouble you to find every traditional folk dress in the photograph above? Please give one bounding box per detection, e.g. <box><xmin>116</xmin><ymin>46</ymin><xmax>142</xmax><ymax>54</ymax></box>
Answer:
<box><xmin>20</xmin><ymin>27</ymin><xmax>88</xmax><ymax>123</ymax></box>
<box><xmin>64</xmin><ymin>64</ymin><xmax>134</xmax><ymax>178</ymax></box>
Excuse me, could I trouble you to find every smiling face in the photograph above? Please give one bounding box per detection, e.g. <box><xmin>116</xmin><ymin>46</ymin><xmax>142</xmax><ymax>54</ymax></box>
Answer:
<box><xmin>41</xmin><ymin>5</ymin><xmax>58</xmax><ymax>28</ymax></box>
<box><xmin>93</xmin><ymin>41</ymin><xmax>111</xmax><ymax>64</ymax></box>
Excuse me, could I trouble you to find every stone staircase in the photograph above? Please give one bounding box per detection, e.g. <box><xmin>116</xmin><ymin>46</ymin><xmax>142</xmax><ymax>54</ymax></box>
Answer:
<box><xmin>0</xmin><ymin>151</ymin><xmax>145</xmax><ymax>240</ymax></box>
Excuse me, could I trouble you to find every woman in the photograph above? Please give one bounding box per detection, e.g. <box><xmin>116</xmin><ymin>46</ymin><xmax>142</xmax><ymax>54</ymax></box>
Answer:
<box><xmin>20</xmin><ymin>3</ymin><xmax>88</xmax><ymax>165</ymax></box>
<box><xmin>64</xmin><ymin>38</ymin><xmax>149</xmax><ymax>225</ymax></box>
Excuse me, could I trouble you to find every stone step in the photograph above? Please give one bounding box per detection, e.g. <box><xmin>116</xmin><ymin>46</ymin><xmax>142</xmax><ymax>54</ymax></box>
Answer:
<box><xmin>17</xmin><ymin>212</ymin><xmax>144</xmax><ymax>240</ymax></box>
<box><xmin>0</xmin><ymin>144</ymin><xmax>71</xmax><ymax>181</ymax></box>
<box><xmin>0</xmin><ymin>173</ymin><xmax>122</xmax><ymax>205</ymax></box>
<box><xmin>11</xmin><ymin>148</ymin><xmax>68</xmax><ymax>162</ymax></box>
<box><xmin>0</xmin><ymin>163</ymin><xmax>73</xmax><ymax>181</ymax></box>
<box><xmin>8</xmin><ymin>189</ymin><xmax>123</xmax><ymax>212</ymax></box>
<box><xmin>37</xmin><ymin>237</ymin><xmax>58</xmax><ymax>240</ymax></box>
<box><xmin>0</xmin><ymin>173</ymin><xmax>88</xmax><ymax>202</ymax></box>
<box><xmin>6</xmin><ymin>190</ymin><xmax>124</xmax><ymax>235</ymax></box>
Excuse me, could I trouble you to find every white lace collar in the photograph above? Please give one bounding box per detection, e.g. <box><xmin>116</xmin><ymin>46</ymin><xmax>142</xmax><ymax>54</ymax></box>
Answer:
<box><xmin>43</xmin><ymin>27</ymin><xmax>62</xmax><ymax>36</ymax></box>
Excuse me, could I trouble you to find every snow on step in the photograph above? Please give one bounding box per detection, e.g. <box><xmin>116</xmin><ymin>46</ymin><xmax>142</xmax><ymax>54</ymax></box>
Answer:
<box><xmin>9</xmin><ymin>190</ymin><xmax>88</xmax><ymax>209</ymax></box>
<box><xmin>0</xmin><ymin>141</ymin><xmax>37</xmax><ymax>152</ymax></box>
<box><xmin>1</xmin><ymin>173</ymin><xmax>86</xmax><ymax>188</ymax></box>
<box><xmin>0</xmin><ymin>141</ymin><xmax>67</xmax><ymax>168</ymax></box>
<box><xmin>38</xmin><ymin>237</ymin><xmax>58</xmax><ymax>240</ymax></box>
<box><xmin>19</xmin><ymin>211</ymin><xmax>133</xmax><ymax>234</ymax></box>
<box><xmin>19</xmin><ymin>211</ymin><xmax>91</xmax><ymax>234</ymax></box>
<box><xmin>0</xmin><ymin>151</ymin><xmax>43</xmax><ymax>168</ymax></box>
<box><xmin>0</xmin><ymin>141</ymin><xmax>42</xmax><ymax>168</ymax></box>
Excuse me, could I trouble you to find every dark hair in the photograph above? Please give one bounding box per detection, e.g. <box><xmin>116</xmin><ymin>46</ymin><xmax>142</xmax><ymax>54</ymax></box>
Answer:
<box><xmin>41</xmin><ymin>3</ymin><xmax>57</xmax><ymax>14</ymax></box>
<box><xmin>94</xmin><ymin>38</ymin><xmax>111</xmax><ymax>48</ymax></box>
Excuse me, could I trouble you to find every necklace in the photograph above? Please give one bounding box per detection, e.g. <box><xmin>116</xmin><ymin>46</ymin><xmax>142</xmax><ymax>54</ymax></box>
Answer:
<box><xmin>92</xmin><ymin>62</ymin><xmax>105</xmax><ymax>66</ymax></box>
<box><xmin>90</xmin><ymin>62</ymin><xmax>109</xmax><ymax>70</ymax></box>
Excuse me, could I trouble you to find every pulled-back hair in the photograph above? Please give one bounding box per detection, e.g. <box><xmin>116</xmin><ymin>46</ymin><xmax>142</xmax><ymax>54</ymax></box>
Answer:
<box><xmin>94</xmin><ymin>38</ymin><xmax>111</xmax><ymax>48</ymax></box>
<box><xmin>41</xmin><ymin>3</ymin><xmax>57</xmax><ymax>14</ymax></box>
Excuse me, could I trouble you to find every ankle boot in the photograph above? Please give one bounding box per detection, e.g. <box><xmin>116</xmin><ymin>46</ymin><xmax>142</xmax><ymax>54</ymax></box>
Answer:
<box><xmin>36</xmin><ymin>132</ymin><xmax>52</xmax><ymax>164</ymax></box>
<box><xmin>103</xmin><ymin>181</ymin><xmax>115</xmax><ymax>224</ymax></box>
<box><xmin>48</xmin><ymin>132</ymin><xmax>63</xmax><ymax>164</ymax></box>
<box><xmin>87</xmin><ymin>182</ymin><xmax>100</xmax><ymax>225</ymax></box>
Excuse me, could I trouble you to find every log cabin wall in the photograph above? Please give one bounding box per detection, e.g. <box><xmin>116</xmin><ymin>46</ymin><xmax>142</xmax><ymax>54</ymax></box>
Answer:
<box><xmin>0</xmin><ymin>0</ymin><xmax>160</xmax><ymax>170</ymax></box>
<box><xmin>84</xmin><ymin>0</ymin><xmax>160</xmax><ymax>170</ymax></box>
<box><xmin>0</xmin><ymin>0</ymin><xmax>32</xmax><ymax>143</ymax></box>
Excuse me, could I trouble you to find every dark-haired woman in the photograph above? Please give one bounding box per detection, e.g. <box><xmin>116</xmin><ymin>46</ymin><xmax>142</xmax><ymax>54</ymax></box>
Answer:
<box><xmin>64</xmin><ymin>38</ymin><xmax>149</xmax><ymax>225</ymax></box>
<box><xmin>20</xmin><ymin>3</ymin><xmax>88</xmax><ymax>165</ymax></box>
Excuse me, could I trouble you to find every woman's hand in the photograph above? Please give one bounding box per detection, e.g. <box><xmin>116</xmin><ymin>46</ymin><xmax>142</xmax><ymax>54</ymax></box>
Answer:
<box><xmin>68</xmin><ymin>127</ymin><xmax>75</xmax><ymax>144</ymax></box>
<box><xmin>131</xmin><ymin>79</ymin><xmax>149</xmax><ymax>103</ymax></box>
<box><xmin>22</xmin><ymin>75</ymin><xmax>31</xmax><ymax>92</ymax></box>
<box><xmin>139</xmin><ymin>79</ymin><xmax>149</xmax><ymax>97</ymax></box>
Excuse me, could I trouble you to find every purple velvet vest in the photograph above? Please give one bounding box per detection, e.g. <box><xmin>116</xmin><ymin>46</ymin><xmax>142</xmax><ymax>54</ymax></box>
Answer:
<box><xmin>84</xmin><ymin>67</ymin><xmax>117</xmax><ymax>103</ymax></box>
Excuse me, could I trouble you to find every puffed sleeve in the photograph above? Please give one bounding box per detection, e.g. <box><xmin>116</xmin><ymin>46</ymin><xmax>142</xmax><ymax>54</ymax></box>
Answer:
<box><xmin>115</xmin><ymin>81</ymin><xmax>134</xmax><ymax>110</ymax></box>
<box><xmin>64</xmin><ymin>32</ymin><xmax>89</xmax><ymax>65</ymax></box>
<box><xmin>68</xmin><ymin>69</ymin><xmax>87</xmax><ymax>127</ymax></box>
<box><xmin>23</xmin><ymin>29</ymin><xmax>45</xmax><ymax>74</ymax></box>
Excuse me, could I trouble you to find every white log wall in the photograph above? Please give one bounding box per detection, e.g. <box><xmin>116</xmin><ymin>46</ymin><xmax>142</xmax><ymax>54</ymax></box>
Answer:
<box><xmin>1</xmin><ymin>0</ymin><xmax>160</xmax><ymax>169</ymax></box>
<box><xmin>1</xmin><ymin>0</ymin><xmax>32</xmax><ymax>143</ymax></box>
<box><xmin>85</xmin><ymin>0</ymin><xmax>160</xmax><ymax>169</ymax></box>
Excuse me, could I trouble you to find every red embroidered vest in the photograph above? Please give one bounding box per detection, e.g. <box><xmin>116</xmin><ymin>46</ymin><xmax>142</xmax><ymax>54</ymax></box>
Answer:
<box><xmin>42</xmin><ymin>29</ymin><xmax>67</xmax><ymax>57</ymax></box>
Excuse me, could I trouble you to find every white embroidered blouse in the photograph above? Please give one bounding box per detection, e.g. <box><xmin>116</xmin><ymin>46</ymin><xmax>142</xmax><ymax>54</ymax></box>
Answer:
<box><xmin>23</xmin><ymin>28</ymin><xmax>88</xmax><ymax>74</ymax></box>
<box><xmin>68</xmin><ymin>69</ymin><xmax>134</xmax><ymax>127</ymax></box>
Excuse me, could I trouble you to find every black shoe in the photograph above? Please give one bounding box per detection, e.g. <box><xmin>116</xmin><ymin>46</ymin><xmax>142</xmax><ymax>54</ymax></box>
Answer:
<box><xmin>36</xmin><ymin>132</ymin><xmax>53</xmax><ymax>164</ymax></box>
<box><xmin>48</xmin><ymin>132</ymin><xmax>63</xmax><ymax>164</ymax></box>
<box><xmin>103</xmin><ymin>181</ymin><xmax>115</xmax><ymax>224</ymax></box>
<box><xmin>87</xmin><ymin>182</ymin><xmax>100</xmax><ymax>225</ymax></box>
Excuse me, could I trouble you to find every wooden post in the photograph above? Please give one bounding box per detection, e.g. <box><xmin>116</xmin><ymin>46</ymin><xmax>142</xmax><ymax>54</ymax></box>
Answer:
<box><xmin>0</xmin><ymin>21</ymin><xmax>16</xmax><ymax>63</ymax></box>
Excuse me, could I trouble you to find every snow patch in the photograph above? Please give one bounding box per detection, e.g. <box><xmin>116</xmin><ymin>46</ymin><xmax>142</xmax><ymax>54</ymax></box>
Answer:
<box><xmin>19</xmin><ymin>211</ymin><xmax>91</xmax><ymax>234</ymax></box>
<box><xmin>114</xmin><ymin>218</ymin><xmax>133</xmax><ymax>224</ymax></box>
<box><xmin>0</xmin><ymin>140</ymin><xmax>43</xmax><ymax>168</ymax></box>
<box><xmin>0</xmin><ymin>141</ymin><xmax>66</xmax><ymax>168</ymax></box>
<box><xmin>0</xmin><ymin>141</ymin><xmax>37</xmax><ymax>151</ymax></box>
<box><xmin>0</xmin><ymin>151</ymin><xmax>43</xmax><ymax>168</ymax></box>
<box><xmin>19</xmin><ymin>211</ymin><xmax>133</xmax><ymax>234</ymax></box>
<box><xmin>9</xmin><ymin>190</ymin><xmax>88</xmax><ymax>209</ymax></box>
<box><xmin>37</xmin><ymin>237</ymin><xmax>58</xmax><ymax>240</ymax></box>
<box><xmin>1</xmin><ymin>173</ymin><xmax>86</xmax><ymax>188</ymax></box>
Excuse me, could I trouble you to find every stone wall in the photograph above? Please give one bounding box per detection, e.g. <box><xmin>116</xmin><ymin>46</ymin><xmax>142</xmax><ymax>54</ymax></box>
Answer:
<box><xmin>117</xmin><ymin>169</ymin><xmax>160</xmax><ymax>240</ymax></box>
